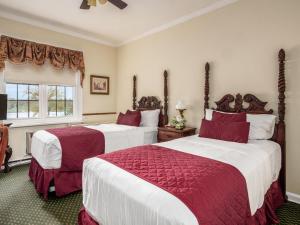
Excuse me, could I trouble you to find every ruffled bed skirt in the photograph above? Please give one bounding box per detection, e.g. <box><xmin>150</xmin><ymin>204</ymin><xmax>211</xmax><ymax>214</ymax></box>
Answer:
<box><xmin>247</xmin><ymin>181</ymin><xmax>284</xmax><ymax>225</ymax></box>
<box><xmin>28</xmin><ymin>158</ymin><xmax>82</xmax><ymax>199</ymax></box>
<box><xmin>78</xmin><ymin>181</ymin><xmax>284</xmax><ymax>225</ymax></box>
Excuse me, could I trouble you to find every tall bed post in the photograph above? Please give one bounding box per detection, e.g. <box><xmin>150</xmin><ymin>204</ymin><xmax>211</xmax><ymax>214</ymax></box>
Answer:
<box><xmin>163</xmin><ymin>70</ymin><xmax>169</xmax><ymax>125</ymax></box>
<box><xmin>278</xmin><ymin>49</ymin><xmax>286</xmax><ymax>199</ymax></box>
<box><xmin>278</xmin><ymin>49</ymin><xmax>286</xmax><ymax>123</ymax></box>
<box><xmin>204</xmin><ymin>62</ymin><xmax>210</xmax><ymax>113</ymax></box>
<box><xmin>133</xmin><ymin>75</ymin><xmax>137</xmax><ymax>110</ymax></box>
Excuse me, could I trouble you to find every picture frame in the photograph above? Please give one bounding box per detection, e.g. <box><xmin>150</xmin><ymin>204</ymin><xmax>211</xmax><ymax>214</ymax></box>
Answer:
<box><xmin>90</xmin><ymin>75</ymin><xmax>110</xmax><ymax>95</ymax></box>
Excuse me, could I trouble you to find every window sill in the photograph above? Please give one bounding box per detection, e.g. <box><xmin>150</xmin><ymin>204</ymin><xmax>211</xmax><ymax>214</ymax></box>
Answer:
<box><xmin>5</xmin><ymin>117</ymin><xmax>83</xmax><ymax>128</ymax></box>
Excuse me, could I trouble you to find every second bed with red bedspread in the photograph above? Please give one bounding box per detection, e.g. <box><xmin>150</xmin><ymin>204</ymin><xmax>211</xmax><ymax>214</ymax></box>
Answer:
<box><xmin>29</xmin><ymin>126</ymin><xmax>105</xmax><ymax>199</ymax></box>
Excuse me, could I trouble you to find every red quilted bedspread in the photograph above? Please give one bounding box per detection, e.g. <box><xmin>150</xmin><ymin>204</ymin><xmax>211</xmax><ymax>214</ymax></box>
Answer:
<box><xmin>99</xmin><ymin>145</ymin><xmax>252</xmax><ymax>225</ymax></box>
<box><xmin>47</xmin><ymin>126</ymin><xmax>105</xmax><ymax>172</ymax></box>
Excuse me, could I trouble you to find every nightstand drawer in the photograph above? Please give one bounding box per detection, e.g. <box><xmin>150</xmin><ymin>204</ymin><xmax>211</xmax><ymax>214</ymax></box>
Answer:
<box><xmin>159</xmin><ymin>131</ymin><xmax>181</xmax><ymax>140</ymax></box>
<box><xmin>158</xmin><ymin>127</ymin><xmax>196</xmax><ymax>143</ymax></box>
<box><xmin>158</xmin><ymin>137</ymin><xmax>174</xmax><ymax>142</ymax></box>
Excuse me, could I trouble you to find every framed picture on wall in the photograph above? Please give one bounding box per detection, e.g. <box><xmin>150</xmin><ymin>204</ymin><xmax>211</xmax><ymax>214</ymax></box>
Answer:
<box><xmin>90</xmin><ymin>75</ymin><xmax>110</xmax><ymax>95</ymax></box>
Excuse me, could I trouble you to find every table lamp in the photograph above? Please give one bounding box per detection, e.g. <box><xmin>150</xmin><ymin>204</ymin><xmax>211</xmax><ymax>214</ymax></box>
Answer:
<box><xmin>175</xmin><ymin>100</ymin><xmax>186</xmax><ymax>119</ymax></box>
<box><xmin>169</xmin><ymin>100</ymin><xmax>187</xmax><ymax>130</ymax></box>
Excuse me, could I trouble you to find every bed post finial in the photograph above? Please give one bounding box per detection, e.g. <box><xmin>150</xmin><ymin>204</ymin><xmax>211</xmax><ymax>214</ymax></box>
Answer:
<box><xmin>163</xmin><ymin>70</ymin><xmax>169</xmax><ymax>125</ymax></box>
<box><xmin>278</xmin><ymin>49</ymin><xmax>286</xmax><ymax>123</ymax></box>
<box><xmin>204</xmin><ymin>62</ymin><xmax>210</xmax><ymax>113</ymax></box>
<box><xmin>133</xmin><ymin>75</ymin><xmax>137</xmax><ymax>110</ymax></box>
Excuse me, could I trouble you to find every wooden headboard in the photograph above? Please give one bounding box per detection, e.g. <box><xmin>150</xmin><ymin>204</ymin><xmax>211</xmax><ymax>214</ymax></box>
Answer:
<box><xmin>132</xmin><ymin>70</ymin><xmax>168</xmax><ymax>127</ymax></box>
<box><xmin>204</xmin><ymin>49</ymin><xmax>286</xmax><ymax>199</ymax></box>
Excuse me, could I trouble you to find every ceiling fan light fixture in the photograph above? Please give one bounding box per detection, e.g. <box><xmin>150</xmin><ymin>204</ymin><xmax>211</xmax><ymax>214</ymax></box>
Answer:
<box><xmin>80</xmin><ymin>0</ymin><xmax>127</xmax><ymax>10</ymax></box>
<box><xmin>98</xmin><ymin>0</ymin><xmax>108</xmax><ymax>5</ymax></box>
<box><xmin>87</xmin><ymin>0</ymin><xmax>97</xmax><ymax>6</ymax></box>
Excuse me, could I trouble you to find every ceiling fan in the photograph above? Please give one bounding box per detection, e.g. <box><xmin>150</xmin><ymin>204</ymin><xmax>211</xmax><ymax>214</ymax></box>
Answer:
<box><xmin>80</xmin><ymin>0</ymin><xmax>128</xmax><ymax>10</ymax></box>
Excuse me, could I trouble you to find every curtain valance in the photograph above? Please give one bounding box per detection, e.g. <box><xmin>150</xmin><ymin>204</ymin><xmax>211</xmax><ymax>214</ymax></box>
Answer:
<box><xmin>0</xmin><ymin>35</ymin><xmax>85</xmax><ymax>86</ymax></box>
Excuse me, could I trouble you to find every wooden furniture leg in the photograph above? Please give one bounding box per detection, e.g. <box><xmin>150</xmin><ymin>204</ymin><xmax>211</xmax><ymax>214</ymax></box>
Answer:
<box><xmin>4</xmin><ymin>146</ymin><xmax>12</xmax><ymax>173</ymax></box>
<box><xmin>1</xmin><ymin>123</ymin><xmax>12</xmax><ymax>173</ymax></box>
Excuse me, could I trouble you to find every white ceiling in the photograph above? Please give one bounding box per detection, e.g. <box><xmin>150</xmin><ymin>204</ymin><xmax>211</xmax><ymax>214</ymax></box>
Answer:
<box><xmin>0</xmin><ymin>0</ymin><xmax>237</xmax><ymax>46</ymax></box>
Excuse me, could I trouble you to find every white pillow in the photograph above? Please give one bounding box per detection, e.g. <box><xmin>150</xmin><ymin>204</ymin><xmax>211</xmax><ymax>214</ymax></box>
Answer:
<box><xmin>205</xmin><ymin>109</ymin><xmax>276</xmax><ymax>140</ymax></box>
<box><xmin>140</xmin><ymin>109</ymin><xmax>160</xmax><ymax>127</ymax></box>
<box><xmin>205</xmin><ymin>109</ymin><xmax>241</xmax><ymax>119</ymax></box>
<box><xmin>247</xmin><ymin>114</ymin><xmax>276</xmax><ymax>140</ymax></box>
<box><xmin>205</xmin><ymin>108</ymin><xmax>214</xmax><ymax>120</ymax></box>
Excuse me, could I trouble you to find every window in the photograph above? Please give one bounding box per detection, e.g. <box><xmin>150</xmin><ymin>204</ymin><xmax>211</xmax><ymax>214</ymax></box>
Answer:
<box><xmin>48</xmin><ymin>85</ymin><xmax>73</xmax><ymax>117</ymax></box>
<box><xmin>6</xmin><ymin>83</ymin><xmax>39</xmax><ymax>119</ymax></box>
<box><xmin>5</xmin><ymin>82</ymin><xmax>79</xmax><ymax>126</ymax></box>
<box><xmin>2</xmin><ymin>63</ymin><xmax>82</xmax><ymax>126</ymax></box>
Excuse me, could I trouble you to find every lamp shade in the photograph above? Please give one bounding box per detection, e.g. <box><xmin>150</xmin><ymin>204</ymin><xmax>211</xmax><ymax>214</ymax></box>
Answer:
<box><xmin>0</xmin><ymin>94</ymin><xmax>7</xmax><ymax>120</ymax></box>
<box><xmin>175</xmin><ymin>100</ymin><xmax>186</xmax><ymax>110</ymax></box>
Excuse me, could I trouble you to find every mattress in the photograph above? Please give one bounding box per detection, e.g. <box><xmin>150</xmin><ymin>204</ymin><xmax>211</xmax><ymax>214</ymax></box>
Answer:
<box><xmin>31</xmin><ymin>123</ymin><xmax>157</xmax><ymax>169</ymax></box>
<box><xmin>82</xmin><ymin>135</ymin><xmax>281</xmax><ymax>225</ymax></box>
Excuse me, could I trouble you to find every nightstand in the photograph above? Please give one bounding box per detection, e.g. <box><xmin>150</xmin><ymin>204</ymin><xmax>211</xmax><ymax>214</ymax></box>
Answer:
<box><xmin>158</xmin><ymin>126</ymin><xmax>197</xmax><ymax>142</ymax></box>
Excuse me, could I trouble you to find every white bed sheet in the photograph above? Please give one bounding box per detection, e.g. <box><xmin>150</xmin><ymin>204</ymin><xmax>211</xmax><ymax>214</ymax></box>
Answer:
<box><xmin>31</xmin><ymin>123</ymin><xmax>157</xmax><ymax>169</ymax></box>
<box><xmin>82</xmin><ymin>135</ymin><xmax>281</xmax><ymax>225</ymax></box>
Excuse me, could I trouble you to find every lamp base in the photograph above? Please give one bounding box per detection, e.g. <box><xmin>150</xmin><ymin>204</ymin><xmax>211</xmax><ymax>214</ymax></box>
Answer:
<box><xmin>175</xmin><ymin>109</ymin><xmax>186</xmax><ymax>130</ymax></box>
<box><xmin>175</xmin><ymin>125</ymin><xmax>185</xmax><ymax>130</ymax></box>
<box><xmin>177</xmin><ymin>109</ymin><xmax>186</xmax><ymax>119</ymax></box>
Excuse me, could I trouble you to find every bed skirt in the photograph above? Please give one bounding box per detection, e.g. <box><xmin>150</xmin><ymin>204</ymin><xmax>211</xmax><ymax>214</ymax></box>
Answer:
<box><xmin>78</xmin><ymin>180</ymin><xmax>284</xmax><ymax>225</ymax></box>
<box><xmin>28</xmin><ymin>158</ymin><xmax>82</xmax><ymax>199</ymax></box>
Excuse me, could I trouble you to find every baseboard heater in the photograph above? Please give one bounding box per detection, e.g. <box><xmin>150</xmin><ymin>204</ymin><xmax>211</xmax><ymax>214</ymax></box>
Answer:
<box><xmin>26</xmin><ymin>131</ymin><xmax>34</xmax><ymax>155</ymax></box>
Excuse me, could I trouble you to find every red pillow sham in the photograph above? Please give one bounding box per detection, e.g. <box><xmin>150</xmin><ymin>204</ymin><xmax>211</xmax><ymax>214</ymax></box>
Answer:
<box><xmin>199</xmin><ymin>119</ymin><xmax>250</xmax><ymax>143</ymax></box>
<box><xmin>212</xmin><ymin>111</ymin><xmax>246</xmax><ymax>122</ymax></box>
<box><xmin>117</xmin><ymin>112</ymin><xmax>125</xmax><ymax>124</ymax></box>
<box><xmin>117</xmin><ymin>110</ymin><xmax>141</xmax><ymax>127</ymax></box>
<box><xmin>126</xmin><ymin>110</ymin><xmax>142</xmax><ymax>126</ymax></box>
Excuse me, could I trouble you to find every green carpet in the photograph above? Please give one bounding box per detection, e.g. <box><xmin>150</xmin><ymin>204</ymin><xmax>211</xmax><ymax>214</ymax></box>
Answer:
<box><xmin>0</xmin><ymin>164</ymin><xmax>82</xmax><ymax>225</ymax></box>
<box><xmin>0</xmin><ymin>164</ymin><xmax>299</xmax><ymax>225</ymax></box>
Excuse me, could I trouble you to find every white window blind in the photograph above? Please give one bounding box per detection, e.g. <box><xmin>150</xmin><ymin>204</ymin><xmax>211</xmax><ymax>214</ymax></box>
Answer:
<box><xmin>4</xmin><ymin>62</ymin><xmax>76</xmax><ymax>86</ymax></box>
<box><xmin>1</xmin><ymin>62</ymin><xmax>82</xmax><ymax>127</ymax></box>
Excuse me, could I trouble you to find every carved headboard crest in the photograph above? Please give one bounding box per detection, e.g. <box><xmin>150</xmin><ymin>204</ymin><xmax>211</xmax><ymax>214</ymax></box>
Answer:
<box><xmin>137</xmin><ymin>96</ymin><xmax>162</xmax><ymax>110</ymax></box>
<box><xmin>214</xmin><ymin>93</ymin><xmax>273</xmax><ymax>114</ymax></box>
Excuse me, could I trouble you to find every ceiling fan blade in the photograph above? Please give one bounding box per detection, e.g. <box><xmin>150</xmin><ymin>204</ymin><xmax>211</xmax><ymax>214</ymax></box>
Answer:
<box><xmin>80</xmin><ymin>0</ymin><xmax>91</xmax><ymax>9</ymax></box>
<box><xmin>107</xmin><ymin>0</ymin><xmax>127</xmax><ymax>9</ymax></box>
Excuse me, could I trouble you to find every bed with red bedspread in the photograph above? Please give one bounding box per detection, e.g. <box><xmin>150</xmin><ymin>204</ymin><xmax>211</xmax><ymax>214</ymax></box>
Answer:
<box><xmin>29</xmin><ymin>126</ymin><xmax>105</xmax><ymax>199</ymax></box>
<box><xmin>78</xmin><ymin>136</ymin><xmax>283</xmax><ymax>225</ymax></box>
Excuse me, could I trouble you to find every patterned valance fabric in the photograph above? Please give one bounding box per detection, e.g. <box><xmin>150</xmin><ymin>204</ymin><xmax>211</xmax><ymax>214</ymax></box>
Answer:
<box><xmin>0</xmin><ymin>35</ymin><xmax>85</xmax><ymax>86</ymax></box>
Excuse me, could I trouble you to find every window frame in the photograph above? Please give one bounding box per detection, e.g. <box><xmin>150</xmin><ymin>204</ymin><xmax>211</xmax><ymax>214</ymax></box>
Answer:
<box><xmin>1</xmin><ymin>71</ymin><xmax>83</xmax><ymax>127</ymax></box>
<box><xmin>47</xmin><ymin>85</ymin><xmax>74</xmax><ymax>118</ymax></box>
<box><xmin>6</xmin><ymin>83</ymin><xmax>40</xmax><ymax>119</ymax></box>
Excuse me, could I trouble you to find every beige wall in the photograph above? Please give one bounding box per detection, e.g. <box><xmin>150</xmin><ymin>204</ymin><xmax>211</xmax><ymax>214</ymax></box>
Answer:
<box><xmin>0</xmin><ymin>17</ymin><xmax>117</xmax><ymax>161</ymax></box>
<box><xmin>117</xmin><ymin>0</ymin><xmax>300</xmax><ymax>195</ymax></box>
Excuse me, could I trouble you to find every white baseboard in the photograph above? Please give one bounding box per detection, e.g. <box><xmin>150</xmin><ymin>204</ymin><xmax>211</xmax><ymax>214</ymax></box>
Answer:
<box><xmin>287</xmin><ymin>192</ymin><xmax>300</xmax><ymax>204</ymax></box>
<box><xmin>1</xmin><ymin>158</ymin><xmax>31</xmax><ymax>170</ymax></box>
<box><xmin>10</xmin><ymin>158</ymin><xmax>31</xmax><ymax>167</ymax></box>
